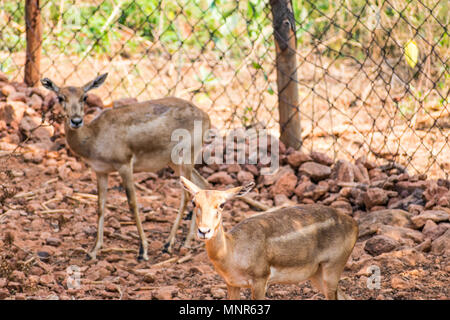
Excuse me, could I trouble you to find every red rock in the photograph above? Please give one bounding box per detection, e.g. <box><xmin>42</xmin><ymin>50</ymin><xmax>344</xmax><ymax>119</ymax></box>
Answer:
<box><xmin>364</xmin><ymin>235</ymin><xmax>399</xmax><ymax>256</ymax></box>
<box><xmin>310</xmin><ymin>151</ymin><xmax>334</xmax><ymax>166</ymax></box>
<box><xmin>301</xmin><ymin>198</ymin><xmax>315</xmax><ymax>205</ymax></box>
<box><xmin>423</xmin><ymin>182</ymin><xmax>448</xmax><ymax>202</ymax></box>
<box><xmin>431</xmin><ymin>229</ymin><xmax>450</xmax><ymax>255</ymax></box>
<box><xmin>31</xmin><ymin>219</ymin><xmax>42</xmax><ymax>231</ymax></box>
<box><xmin>286</xmin><ymin>151</ymin><xmax>312</xmax><ymax>168</ymax></box>
<box><xmin>0</xmin><ymin>101</ymin><xmax>27</xmax><ymax>125</ymax></box>
<box><xmin>331</xmin><ymin>200</ymin><xmax>353</xmax><ymax>215</ymax></box>
<box><xmin>387</xmin><ymin>191</ymin><xmax>424</xmax><ymax>211</ymax></box>
<box><xmin>28</xmin><ymin>94</ymin><xmax>43</xmax><ymax>110</ymax></box>
<box><xmin>376</xmin><ymin>225</ymin><xmax>424</xmax><ymax>245</ymax></box>
<box><xmin>391</xmin><ymin>276</ymin><xmax>409</xmax><ymax>290</ymax></box>
<box><xmin>226</xmin><ymin>163</ymin><xmax>241</xmax><ymax>174</ymax></box>
<box><xmin>355</xmin><ymin>155</ymin><xmax>376</xmax><ymax>169</ymax></box>
<box><xmin>421</xmin><ymin>220</ymin><xmax>449</xmax><ymax>241</ymax></box>
<box><xmin>271</xmin><ymin>171</ymin><xmax>297</xmax><ymax>197</ymax></box>
<box><xmin>278</xmin><ymin>140</ymin><xmax>286</xmax><ymax>154</ymax></box>
<box><xmin>107</xmin><ymin>217</ymin><xmax>121</xmax><ymax>230</ymax></box>
<box><xmin>0</xmin><ymin>288</ymin><xmax>9</xmax><ymax>299</ymax></box>
<box><xmin>261</xmin><ymin>165</ymin><xmax>293</xmax><ymax>186</ymax></box>
<box><xmin>331</xmin><ymin>160</ymin><xmax>355</xmax><ymax>183</ymax></box>
<box><xmin>354</xmin><ymin>163</ymin><xmax>370</xmax><ymax>183</ymax></box>
<box><xmin>211</xmin><ymin>287</ymin><xmax>226</xmax><ymax>299</ymax></box>
<box><xmin>358</xmin><ymin>209</ymin><xmax>413</xmax><ymax>237</ymax></box>
<box><xmin>1</xmin><ymin>84</ymin><xmax>16</xmax><ymax>96</ymax></box>
<box><xmin>8</xmin><ymin>91</ymin><xmax>28</xmax><ymax>103</ymax></box>
<box><xmin>10</xmin><ymin>270</ymin><xmax>26</xmax><ymax>283</ymax></box>
<box><xmin>368</xmin><ymin>168</ymin><xmax>388</xmax><ymax>181</ymax></box>
<box><xmin>363</xmin><ymin>188</ymin><xmax>389</xmax><ymax>209</ymax></box>
<box><xmin>244</xmin><ymin>164</ymin><xmax>259</xmax><ymax>176</ymax></box>
<box><xmin>39</xmin><ymin>274</ymin><xmax>55</xmax><ymax>286</ymax></box>
<box><xmin>299</xmin><ymin>162</ymin><xmax>331</xmax><ymax>181</ymax></box>
<box><xmin>422</xmin><ymin>219</ymin><xmax>438</xmax><ymax>236</ymax></box>
<box><xmin>437</xmin><ymin>191</ymin><xmax>450</xmax><ymax>207</ymax></box>
<box><xmin>237</xmin><ymin>170</ymin><xmax>254</xmax><ymax>184</ymax></box>
<box><xmin>46</xmin><ymin>237</ymin><xmax>61</xmax><ymax>247</ymax></box>
<box><xmin>411</xmin><ymin>210</ymin><xmax>449</xmax><ymax>228</ymax></box>
<box><xmin>273</xmin><ymin>194</ymin><xmax>291</xmax><ymax>206</ymax></box>
<box><xmin>149</xmin><ymin>240</ymin><xmax>163</xmax><ymax>252</ymax></box>
<box><xmin>408</xmin><ymin>204</ymin><xmax>424</xmax><ymax>215</ymax></box>
<box><xmin>43</xmin><ymin>92</ymin><xmax>58</xmax><ymax>109</ymax></box>
<box><xmin>86</xmin><ymin>93</ymin><xmax>104</xmax><ymax>108</ymax></box>
<box><xmin>395</xmin><ymin>180</ymin><xmax>427</xmax><ymax>194</ymax></box>
<box><xmin>152</xmin><ymin>286</ymin><xmax>177</xmax><ymax>300</ymax></box>
<box><xmin>207</xmin><ymin>172</ymin><xmax>234</xmax><ymax>185</ymax></box>
<box><xmin>294</xmin><ymin>176</ymin><xmax>313</xmax><ymax>198</ymax></box>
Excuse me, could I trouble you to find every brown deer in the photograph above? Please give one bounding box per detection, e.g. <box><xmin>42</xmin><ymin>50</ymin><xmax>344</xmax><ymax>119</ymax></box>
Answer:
<box><xmin>41</xmin><ymin>74</ymin><xmax>211</xmax><ymax>260</ymax></box>
<box><xmin>180</xmin><ymin>176</ymin><xmax>358</xmax><ymax>300</ymax></box>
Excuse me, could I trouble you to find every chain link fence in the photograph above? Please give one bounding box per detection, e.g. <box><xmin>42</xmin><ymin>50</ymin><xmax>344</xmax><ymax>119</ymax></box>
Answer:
<box><xmin>0</xmin><ymin>0</ymin><xmax>448</xmax><ymax>178</ymax></box>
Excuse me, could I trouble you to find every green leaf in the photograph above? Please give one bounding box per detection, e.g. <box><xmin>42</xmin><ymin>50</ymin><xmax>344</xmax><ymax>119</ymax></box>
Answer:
<box><xmin>252</xmin><ymin>62</ymin><xmax>262</xmax><ymax>69</ymax></box>
<box><xmin>404</xmin><ymin>40</ymin><xmax>419</xmax><ymax>69</ymax></box>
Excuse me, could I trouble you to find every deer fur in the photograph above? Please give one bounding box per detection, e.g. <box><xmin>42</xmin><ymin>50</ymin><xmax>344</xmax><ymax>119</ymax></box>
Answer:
<box><xmin>41</xmin><ymin>74</ymin><xmax>210</xmax><ymax>260</ymax></box>
<box><xmin>180</xmin><ymin>176</ymin><xmax>358</xmax><ymax>300</ymax></box>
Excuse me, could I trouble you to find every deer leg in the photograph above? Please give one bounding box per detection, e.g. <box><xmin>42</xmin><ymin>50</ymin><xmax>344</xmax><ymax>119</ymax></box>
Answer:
<box><xmin>251</xmin><ymin>278</ymin><xmax>268</xmax><ymax>300</ymax></box>
<box><xmin>183</xmin><ymin>209</ymin><xmax>197</xmax><ymax>248</ymax></box>
<box><xmin>88</xmin><ymin>172</ymin><xmax>108</xmax><ymax>260</ymax></box>
<box><xmin>181</xmin><ymin>166</ymin><xmax>197</xmax><ymax>249</ymax></box>
<box><xmin>118</xmin><ymin>164</ymin><xmax>148</xmax><ymax>261</ymax></box>
<box><xmin>322</xmin><ymin>252</ymin><xmax>352</xmax><ymax>300</ymax></box>
<box><xmin>227</xmin><ymin>285</ymin><xmax>241</xmax><ymax>300</ymax></box>
<box><xmin>164</xmin><ymin>165</ymin><xmax>192</xmax><ymax>253</ymax></box>
<box><xmin>308</xmin><ymin>265</ymin><xmax>324</xmax><ymax>297</ymax></box>
<box><xmin>164</xmin><ymin>186</ymin><xmax>189</xmax><ymax>253</ymax></box>
<box><xmin>321</xmin><ymin>263</ymin><xmax>345</xmax><ymax>300</ymax></box>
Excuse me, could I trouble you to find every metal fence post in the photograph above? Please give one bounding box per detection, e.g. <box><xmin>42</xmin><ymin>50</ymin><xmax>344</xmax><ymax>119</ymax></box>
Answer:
<box><xmin>25</xmin><ymin>0</ymin><xmax>42</xmax><ymax>87</ymax></box>
<box><xmin>270</xmin><ymin>0</ymin><xmax>302</xmax><ymax>150</ymax></box>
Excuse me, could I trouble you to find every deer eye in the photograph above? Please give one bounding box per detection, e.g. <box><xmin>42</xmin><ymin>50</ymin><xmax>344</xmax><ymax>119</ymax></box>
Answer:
<box><xmin>82</xmin><ymin>95</ymin><xmax>88</xmax><ymax>102</ymax></box>
<box><xmin>219</xmin><ymin>203</ymin><xmax>225</xmax><ymax>210</ymax></box>
<box><xmin>57</xmin><ymin>95</ymin><xmax>65</xmax><ymax>103</ymax></box>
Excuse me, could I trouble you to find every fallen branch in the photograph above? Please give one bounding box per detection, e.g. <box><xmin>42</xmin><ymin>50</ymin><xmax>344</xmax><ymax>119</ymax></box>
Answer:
<box><xmin>100</xmin><ymin>247</ymin><xmax>136</xmax><ymax>254</ymax></box>
<box><xmin>150</xmin><ymin>256</ymin><xmax>178</xmax><ymax>268</ymax></box>
<box><xmin>237</xmin><ymin>195</ymin><xmax>270</xmax><ymax>211</ymax></box>
<box><xmin>37</xmin><ymin>209</ymin><xmax>70</xmax><ymax>214</ymax></box>
<box><xmin>177</xmin><ymin>253</ymin><xmax>193</xmax><ymax>264</ymax></box>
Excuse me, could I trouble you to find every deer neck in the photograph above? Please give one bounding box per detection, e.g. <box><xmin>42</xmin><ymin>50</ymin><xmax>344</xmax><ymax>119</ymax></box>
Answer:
<box><xmin>64</xmin><ymin>119</ymin><xmax>93</xmax><ymax>159</ymax></box>
<box><xmin>205</xmin><ymin>222</ymin><xmax>230</xmax><ymax>266</ymax></box>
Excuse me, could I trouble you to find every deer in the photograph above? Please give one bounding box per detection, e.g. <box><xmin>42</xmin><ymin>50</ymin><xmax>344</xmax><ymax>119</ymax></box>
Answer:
<box><xmin>40</xmin><ymin>73</ymin><xmax>211</xmax><ymax>261</ymax></box>
<box><xmin>180</xmin><ymin>176</ymin><xmax>358</xmax><ymax>300</ymax></box>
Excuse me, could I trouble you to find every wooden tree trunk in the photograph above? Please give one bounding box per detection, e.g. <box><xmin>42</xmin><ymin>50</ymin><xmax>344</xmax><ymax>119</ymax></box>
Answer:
<box><xmin>270</xmin><ymin>0</ymin><xmax>301</xmax><ymax>149</ymax></box>
<box><xmin>25</xmin><ymin>0</ymin><xmax>42</xmax><ymax>87</ymax></box>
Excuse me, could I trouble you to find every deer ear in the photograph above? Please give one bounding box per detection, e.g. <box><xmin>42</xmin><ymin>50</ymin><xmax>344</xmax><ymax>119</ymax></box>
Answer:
<box><xmin>225</xmin><ymin>182</ymin><xmax>255</xmax><ymax>199</ymax></box>
<box><xmin>41</xmin><ymin>78</ymin><xmax>60</xmax><ymax>93</ymax></box>
<box><xmin>83</xmin><ymin>73</ymin><xmax>108</xmax><ymax>92</ymax></box>
<box><xmin>180</xmin><ymin>176</ymin><xmax>201</xmax><ymax>195</ymax></box>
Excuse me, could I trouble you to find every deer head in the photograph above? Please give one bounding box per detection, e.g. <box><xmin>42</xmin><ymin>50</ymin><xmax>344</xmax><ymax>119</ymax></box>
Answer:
<box><xmin>41</xmin><ymin>73</ymin><xmax>108</xmax><ymax>129</ymax></box>
<box><xmin>180</xmin><ymin>176</ymin><xmax>254</xmax><ymax>240</ymax></box>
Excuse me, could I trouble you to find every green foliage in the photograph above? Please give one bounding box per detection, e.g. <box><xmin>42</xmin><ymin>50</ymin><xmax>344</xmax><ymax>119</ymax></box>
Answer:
<box><xmin>0</xmin><ymin>0</ymin><xmax>447</xmax><ymax>88</ymax></box>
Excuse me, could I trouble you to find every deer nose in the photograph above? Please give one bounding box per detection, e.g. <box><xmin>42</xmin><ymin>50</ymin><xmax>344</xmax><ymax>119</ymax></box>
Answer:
<box><xmin>197</xmin><ymin>227</ymin><xmax>211</xmax><ymax>239</ymax></box>
<box><xmin>70</xmin><ymin>117</ymin><xmax>83</xmax><ymax>128</ymax></box>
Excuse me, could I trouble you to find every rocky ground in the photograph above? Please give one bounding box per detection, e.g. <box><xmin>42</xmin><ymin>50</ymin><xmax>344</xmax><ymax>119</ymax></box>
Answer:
<box><xmin>0</xmin><ymin>73</ymin><xmax>449</xmax><ymax>300</ymax></box>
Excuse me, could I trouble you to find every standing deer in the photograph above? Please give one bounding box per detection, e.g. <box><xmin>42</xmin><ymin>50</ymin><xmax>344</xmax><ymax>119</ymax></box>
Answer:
<box><xmin>41</xmin><ymin>74</ymin><xmax>210</xmax><ymax>260</ymax></box>
<box><xmin>180</xmin><ymin>176</ymin><xmax>358</xmax><ymax>300</ymax></box>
